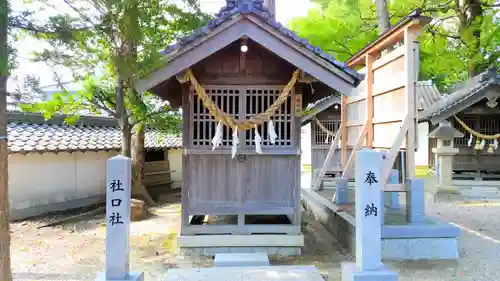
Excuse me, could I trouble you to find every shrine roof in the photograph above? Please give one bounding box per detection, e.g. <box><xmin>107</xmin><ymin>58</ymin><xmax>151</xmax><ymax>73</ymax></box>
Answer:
<box><xmin>419</xmin><ymin>69</ymin><xmax>500</xmax><ymax>124</ymax></box>
<box><xmin>160</xmin><ymin>0</ymin><xmax>363</xmax><ymax>83</ymax></box>
<box><xmin>416</xmin><ymin>81</ymin><xmax>443</xmax><ymax>112</ymax></box>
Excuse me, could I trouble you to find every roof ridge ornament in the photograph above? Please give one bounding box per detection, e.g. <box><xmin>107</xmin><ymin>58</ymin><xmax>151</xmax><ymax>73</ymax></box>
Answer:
<box><xmin>219</xmin><ymin>0</ymin><xmax>269</xmax><ymax>17</ymax></box>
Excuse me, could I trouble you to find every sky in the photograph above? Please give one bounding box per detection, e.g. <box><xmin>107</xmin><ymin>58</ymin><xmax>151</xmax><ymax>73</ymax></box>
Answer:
<box><xmin>8</xmin><ymin>0</ymin><xmax>314</xmax><ymax>92</ymax></box>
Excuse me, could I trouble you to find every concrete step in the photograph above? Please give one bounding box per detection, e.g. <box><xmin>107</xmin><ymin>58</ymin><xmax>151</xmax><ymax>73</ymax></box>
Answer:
<box><xmin>214</xmin><ymin>252</ymin><xmax>270</xmax><ymax>267</ymax></box>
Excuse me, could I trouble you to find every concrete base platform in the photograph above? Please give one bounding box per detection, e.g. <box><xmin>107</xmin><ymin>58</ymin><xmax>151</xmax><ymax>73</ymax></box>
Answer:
<box><xmin>214</xmin><ymin>252</ymin><xmax>270</xmax><ymax>267</ymax></box>
<box><xmin>341</xmin><ymin>262</ymin><xmax>398</xmax><ymax>281</ymax></box>
<box><xmin>178</xmin><ymin>234</ymin><xmax>304</xmax><ymax>257</ymax></box>
<box><xmin>302</xmin><ymin>188</ymin><xmax>460</xmax><ymax>261</ymax></box>
<box><xmin>163</xmin><ymin>265</ymin><xmax>324</xmax><ymax>281</ymax></box>
<box><xmin>95</xmin><ymin>272</ymin><xmax>144</xmax><ymax>281</ymax></box>
<box><xmin>382</xmin><ymin>237</ymin><xmax>459</xmax><ymax>260</ymax></box>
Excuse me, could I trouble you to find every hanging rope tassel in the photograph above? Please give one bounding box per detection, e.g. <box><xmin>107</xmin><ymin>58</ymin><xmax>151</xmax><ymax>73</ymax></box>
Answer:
<box><xmin>480</xmin><ymin>139</ymin><xmax>486</xmax><ymax>150</ymax></box>
<box><xmin>474</xmin><ymin>139</ymin><xmax>482</xmax><ymax>150</ymax></box>
<box><xmin>468</xmin><ymin>135</ymin><xmax>474</xmax><ymax>147</ymax></box>
<box><xmin>494</xmin><ymin>139</ymin><xmax>499</xmax><ymax>150</ymax></box>
<box><xmin>231</xmin><ymin>127</ymin><xmax>239</xmax><ymax>159</ymax></box>
<box><xmin>212</xmin><ymin>121</ymin><xmax>223</xmax><ymax>151</ymax></box>
<box><xmin>488</xmin><ymin>144</ymin><xmax>494</xmax><ymax>154</ymax></box>
<box><xmin>325</xmin><ymin>132</ymin><xmax>330</xmax><ymax>144</ymax></box>
<box><xmin>268</xmin><ymin>119</ymin><xmax>278</xmax><ymax>145</ymax></box>
<box><xmin>254</xmin><ymin>125</ymin><xmax>263</xmax><ymax>154</ymax></box>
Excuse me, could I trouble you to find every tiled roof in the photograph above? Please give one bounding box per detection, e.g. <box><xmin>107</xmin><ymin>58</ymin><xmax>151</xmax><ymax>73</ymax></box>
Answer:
<box><xmin>7</xmin><ymin>112</ymin><xmax>182</xmax><ymax>154</ymax></box>
<box><xmin>161</xmin><ymin>0</ymin><xmax>363</xmax><ymax>83</ymax></box>
<box><xmin>416</xmin><ymin>81</ymin><xmax>443</xmax><ymax>111</ymax></box>
<box><xmin>419</xmin><ymin>69</ymin><xmax>500</xmax><ymax>123</ymax></box>
<box><xmin>305</xmin><ymin>95</ymin><xmax>341</xmax><ymax>111</ymax></box>
<box><xmin>301</xmin><ymin>95</ymin><xmax>342</xmax><ymax>125</ymax></box>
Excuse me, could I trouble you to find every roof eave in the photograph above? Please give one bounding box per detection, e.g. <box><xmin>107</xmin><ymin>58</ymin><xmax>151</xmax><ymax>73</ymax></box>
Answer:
<box><xmin>425</xmin><ymin>79</ymin><xmax>499</xmax><ymax>125</ymax></box>
<box><xmin>136</xmin><ymin>18</ymin><xmax>359</xmax><ymax>97</ymax></box>
<box><xmin>300</xmin><ymin>96</ymin><xmax>341</xmax><ymax>125</ymax></box>
<box><xmin>244</xmin><ymin>15</ymin><xmax>363</xmax><ymax>86</ymax></box>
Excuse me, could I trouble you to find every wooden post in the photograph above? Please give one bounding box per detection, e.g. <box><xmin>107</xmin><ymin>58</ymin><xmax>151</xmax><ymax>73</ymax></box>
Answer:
<box><xmin>365</xmin><ymin>55</ymin><xmax>374</xmax><ymax>148</ymax></box>
<box><xmin>404</xmin><ymin>26</ymin><xmax>418</xmax><ymax>180</ymax></box>
<box><xmin>341</xmin><ymin>95</ymin><xmax>348</xmax><ymax>168</ymax></box>
<box><xmin>0</xmin><ymin>1</ymin><xmax>12</xmax><ymax>280</ymax></box>
<box><xmin>180</xmin><ymin>85</ymin><xmax>191</xmax><ymax>235</ymax></box>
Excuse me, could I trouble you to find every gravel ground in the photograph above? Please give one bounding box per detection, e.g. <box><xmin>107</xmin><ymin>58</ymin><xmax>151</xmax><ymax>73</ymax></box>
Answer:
<box><xmin>10</xmin><ymin>192</ymin><xmax>500</xmax><ymax>281</ymax></box>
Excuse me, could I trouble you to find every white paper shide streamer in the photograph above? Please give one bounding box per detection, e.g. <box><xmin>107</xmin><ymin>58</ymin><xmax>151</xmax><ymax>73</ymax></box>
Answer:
<box><xmin>212</xmin><ymin>121</ymin><xmax>223</xmax><ymax>151</ymax></box>
<box><xmin>495</xmin><ymin>139</ymin><xmax>499</xmax><ymax>150</ymax></box>
<box><xmin>254</xmin><ymin>125</ymin><xmax>263</xmax><ymax>154</ymax></box>
<box><xmin>468</xmin><ymin>135</ymin><xmax>474</xmax><ymax>147</ymax></box>
<box><xmin>325</xmin><ymin>133</ymin><xmax>330</xmax><ymax>144</ymax></box>
<box><xmin>268</xmin><ymin>119</ymin><xmax>278</xmax><ymax>144</ymax></box>
<box><xmin>231</xmin><ymin>127</ymin><xmax>240</xmax><ymax>159</ymax></box>
<box><xmin>480</xmin><ymin>139</ymin><xmax>486</xmax><ymax>150</ymax></box>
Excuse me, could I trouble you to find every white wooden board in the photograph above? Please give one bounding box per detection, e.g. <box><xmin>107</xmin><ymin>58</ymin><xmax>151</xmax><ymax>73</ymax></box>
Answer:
<box><xmin>164</xmin><ymin>265</ymin><xmax>325</xmax><ymax>281</ymax></box>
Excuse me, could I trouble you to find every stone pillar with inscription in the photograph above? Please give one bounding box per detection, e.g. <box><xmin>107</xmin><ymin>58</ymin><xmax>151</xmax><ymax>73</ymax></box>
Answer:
<box><xmin>341</xmin><ymin>149</ymin><xmax>398</xmax><ymax>281</ymax></box>
<box><xmin>96</xmin><ymin>156</ymin><xmax>144</xmax><ymax>281</ymax></box>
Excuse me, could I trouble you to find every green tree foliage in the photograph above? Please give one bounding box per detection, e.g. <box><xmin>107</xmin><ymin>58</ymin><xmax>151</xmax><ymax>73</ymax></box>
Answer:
<box><xmin>290</xmin><ymin>0</ymin><xmax>500</xmax><ymax>91</ymax></box>
<box><xmin>9</xmin><ymin>0</ymin><xmax>208</xmax><ymax>204</ymax></box>
<box><xmin>12</xmin><ymin>0</ymin><xmax>207</xmax><ymax>134</ymax></box>
<box><xmin>289</xmin><ymin>0</ymin><xmax>379</xmax><ymax>63</ymax></box>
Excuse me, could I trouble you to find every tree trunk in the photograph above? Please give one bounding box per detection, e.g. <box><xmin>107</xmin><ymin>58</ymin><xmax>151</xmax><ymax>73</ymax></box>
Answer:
<box><xmin>131</xmin><ymin>123</ymin><xmax>155</xmax><ymax>205</ymax></box>
<box><xmin>115</xmin><ymin>77</ymin><xmax>131</xmax><ymax>157</ymax></box>
<box><xmin>0</xmin><ymin>1</ymin><xmax>13</xmax><ymax>280</ymax></box>
<box><xmin>375</xmin><ymin>0</ymin><xmax>391</xmax><ymax>34</ymax></box>
<box><xmin>120</xmin><ymin>118</ymin><xmax>131</xmax><ymax>158</ymax></box>
<box><xmin>465</xmin><ymin>0</ymin><xmax>483</xmax><ymax>78</ymax></box>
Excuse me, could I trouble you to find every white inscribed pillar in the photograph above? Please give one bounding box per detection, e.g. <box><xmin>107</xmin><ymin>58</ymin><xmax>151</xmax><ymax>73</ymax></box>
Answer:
<box><xmin>105</xmin><ymin>155</ymin><xmax>132</xmax><ymax>280</ymax></box>
<box><xmin>355</xmin><ymin>149</ymin><xmax>383</xmax><ymax>271</ymax></box>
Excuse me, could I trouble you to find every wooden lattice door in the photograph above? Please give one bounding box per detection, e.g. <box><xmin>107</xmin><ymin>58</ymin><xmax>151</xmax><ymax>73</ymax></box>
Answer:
<box><xmin>188</xmin><ymin>85</ymin><xmax>296</xmax><ymax>215</ymax></box>
<box><xmin>190</xmin><ymin>85</ymin><xmax>293</xmax><ymax>149</ymax></box>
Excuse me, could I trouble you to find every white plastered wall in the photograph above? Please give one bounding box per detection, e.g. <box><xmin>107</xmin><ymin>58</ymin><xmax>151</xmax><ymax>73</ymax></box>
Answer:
<box><xmin>9</xmin><ymin>149</ymin><xmax>184</xmax><ymax>219</ymax></box>
<box><xmin>168</xmin><ymin>148</ymin><xmax>183</xmax><ymax>189</ymax></box>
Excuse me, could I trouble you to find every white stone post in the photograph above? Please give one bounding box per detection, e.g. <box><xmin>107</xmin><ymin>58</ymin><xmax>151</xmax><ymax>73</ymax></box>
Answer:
<box><xmin>341</xmin><ymin>149</ymin><xmax>397</xmax><ymax>281</ymax></box>
<box><xmin>355</xmin><ymin>149</ymin><xmax>382</xmax><ymax>270</ymax></box>
<box><xmin>96</xmin><ymin>156</ymin><xmax>144</xmax><ymax>281</ymax></box>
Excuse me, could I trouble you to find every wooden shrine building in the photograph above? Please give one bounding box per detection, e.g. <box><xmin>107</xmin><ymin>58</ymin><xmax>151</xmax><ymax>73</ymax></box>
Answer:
<box><xmin>420</xmin><ymin>68</ymin><xmax>500</xmax><ymax>179</ymax></box>
<box><xmin>135</xmin><ymin>0</ymin><xmax>363</xmax><ymax>254</ymax></box>
<box><xmin>303</xmin><ymin>95</ymin><xmax>345</xmax><ymax>180</ymax></box>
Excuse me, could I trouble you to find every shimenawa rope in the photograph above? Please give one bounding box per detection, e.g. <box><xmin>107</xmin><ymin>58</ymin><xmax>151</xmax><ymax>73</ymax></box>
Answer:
<box><xmin>177</xmin><ymin>69</ymin><xmax>300</xmax><ymax>131</ymax></box>
<box><xmin>453</xmin><ymin>115</ymin><xmax>499</xmax><ymax>153</ymax></box>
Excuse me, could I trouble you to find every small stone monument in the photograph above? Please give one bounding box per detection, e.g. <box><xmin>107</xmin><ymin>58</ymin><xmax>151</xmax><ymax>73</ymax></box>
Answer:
<box><xmin>96</xmin><ymin>156</ymin><xmax>144</xmax><ymax>281</ymax></box>
<box><xmin>429</xmin><ymin>120</ymin><xmax>464</xmax><ymax>194</ymax></box>
<box><xmin>341</xmin><ymin>149</ymin><xmax>397</xmax><ymax>281</ymax></box>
